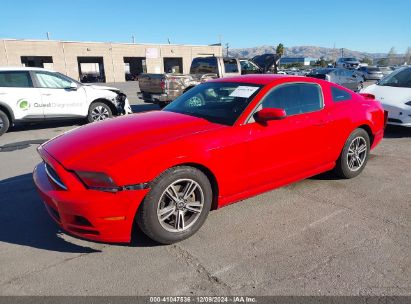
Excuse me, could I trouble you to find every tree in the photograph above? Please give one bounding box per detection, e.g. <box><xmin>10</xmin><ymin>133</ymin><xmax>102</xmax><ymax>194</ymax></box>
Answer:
<box><xmin>405</xmin><ymin>47</ymin><xmax>411</xmax><ymax>65</ymax></box>
<box><xmin>387</xmin><ymin>47</ymin><xmax>397</xmax><ymax>65</ymax></box>
<box><xmin>361</xmin><ymin>57</ymin><xmax>373</xmax><ymax>65</ymax></box>
<box><xmin>377</xmin><ymin>58</ymin><xmax>389</xmax><ymax>66</ymax></box>
<box><xmin>315</xmin><ymin>57</ymin><xmax>328</xmax><ymax>67</ymax></box>
<box><xmin>273</xmin><ymin>43</ymin><xmax>285</xmax><ymax>73</ymax></box>
<box><xmin>276</xmin><ymin>43</ymin><xmax>285</xmax><ymax>56</ymax></box>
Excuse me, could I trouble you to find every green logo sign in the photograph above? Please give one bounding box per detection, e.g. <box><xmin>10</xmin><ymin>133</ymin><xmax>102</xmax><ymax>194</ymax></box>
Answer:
<box><xmin>17</xmin><ymin>99</ymin><xmax>30</xmax><ymax>111</ymax></box>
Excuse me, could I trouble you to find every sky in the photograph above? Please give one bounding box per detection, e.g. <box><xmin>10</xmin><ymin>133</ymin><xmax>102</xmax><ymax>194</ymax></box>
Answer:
<box><xmin>1</xmin><ymin>0</ymin><xmax>410</xmax><ymax>54</ymax></box>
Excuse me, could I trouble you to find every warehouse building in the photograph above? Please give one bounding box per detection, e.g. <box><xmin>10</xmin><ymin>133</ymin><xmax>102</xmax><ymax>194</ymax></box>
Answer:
<box><xmin>279</xmin><ymin>57</ymin><xmax>318</xmax><ymax>66</ymax></box>
<box><xmin>0</xmin><ymin>39</ymin><xmax>223</xmax><ymax>83</ymax></box>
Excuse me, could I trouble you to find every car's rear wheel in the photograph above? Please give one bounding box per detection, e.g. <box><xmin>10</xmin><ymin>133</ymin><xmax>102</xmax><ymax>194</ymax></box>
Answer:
<box><xmin>136</xmin><ymin>166</ymin><xmax>212</xmax><ymax>244</ymax></box>
<box><xmin>334</xmin><ymin>128</ymin><xmax>370</xmax><ymax>179</ymax></box>
<box><xmin>0</xmin><ymin>110</ymin><xmax>10</xmax><ymax>136</ymax></box>
<box><xmin>87</xmin><ymin>102</ymin><xmax>113</xmax><ymax>123</ymax></box>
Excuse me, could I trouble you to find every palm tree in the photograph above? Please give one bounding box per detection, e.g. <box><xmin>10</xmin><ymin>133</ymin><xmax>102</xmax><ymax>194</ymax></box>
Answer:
<box><xmin>276</xmin><ymin>43</ymin><xmax>285</xmax><ymax>57</ymax></box>
<box><xmin>273</xmin><ymin>43</ymin><xmax>285</xmax><ymax>73</ymax></box>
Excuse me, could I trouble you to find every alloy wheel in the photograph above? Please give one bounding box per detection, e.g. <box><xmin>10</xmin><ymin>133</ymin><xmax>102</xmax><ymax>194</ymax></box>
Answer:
<box><xmin>157</xmin><ymin>179</ymin><xmax>204</xmax><ymax>232</ymax></box>
<box><xmin>0</xmin><ymin>117</ymin><xmax>3</xmax><ymax>129</ymax></box>
<box><xmin>91</xmin><ymin>106</ymin><xmax>110</xmax><ymax>121</ymax></box>
<box><xmin>187</xmin><ymin>96</ymin><xmax>203</xmax><ymax>107</ymax></box>
<box><xmin>347</xmin><ymin>137</ymin><xmax>367</xmax><ymax>172</ymax></box>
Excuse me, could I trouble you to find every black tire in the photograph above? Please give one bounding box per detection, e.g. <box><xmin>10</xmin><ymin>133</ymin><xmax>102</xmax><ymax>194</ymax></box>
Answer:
<box><xmin>87</xmin><ymin>102</ymin><xmax>113</xmax><ymax>123</ymax></box>
<box><xmin>0</xmin><ymin>110</ymin><xmax>10</xmax><ymax>136</ymax></box>
<box><xmin>136</xmin><ymin>166</ymin><xmax>212</xmax><ymax>244</ymax></box>
<box><xmin>334</xmin><ymin>128</ymin><xmax>370</xmax><ymax>179</ymax></box>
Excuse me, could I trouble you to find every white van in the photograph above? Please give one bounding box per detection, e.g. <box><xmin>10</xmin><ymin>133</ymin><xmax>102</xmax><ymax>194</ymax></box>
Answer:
<box><xmin>0</xmin><ymin>67</ymin><xmax>132</xmax><ymax>135</ymax></box>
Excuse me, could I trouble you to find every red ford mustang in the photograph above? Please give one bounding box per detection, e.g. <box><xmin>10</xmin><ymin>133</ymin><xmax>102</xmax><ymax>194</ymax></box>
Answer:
<box><xmin>33</xmin><ymin>75</ymin><xmax>385</xmax><ymax>244</ymax></box>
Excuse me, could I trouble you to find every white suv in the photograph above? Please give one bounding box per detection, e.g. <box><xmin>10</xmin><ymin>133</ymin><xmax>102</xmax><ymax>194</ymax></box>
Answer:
<box><xmin>0</xmin><ymin>67</ymin><xmax>132</xmax><ymax>136</ymax></box>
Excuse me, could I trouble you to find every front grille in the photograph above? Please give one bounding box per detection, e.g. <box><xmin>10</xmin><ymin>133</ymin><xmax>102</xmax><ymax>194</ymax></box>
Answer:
<box><xmin>388</xmin><ymin>118</ymin><xmax>403</xmax><ymax>124</ymax></box>
<box><xmin>44</xmin><ymin>163</ymin><xmax>67</xmax><ymax>190</ymax></box>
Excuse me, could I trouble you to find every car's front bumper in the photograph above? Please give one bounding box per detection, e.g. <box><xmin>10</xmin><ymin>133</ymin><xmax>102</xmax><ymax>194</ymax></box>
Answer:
<box><xmin>33</xmin><ymin>154</ymin><xmax>149</xmax><ymax>243</ymax></box>
<box><xmin>124</xmin><ymin>98</ymin><xmax>133</xmax><ymax>114</ymax></box>
<box><xmin>138</xmin><ymin>92</ymin><xmax>171</xmax><ymax>103</ymax></box>
<box><xmin>383</xmin><ymin>103</ymin><xmax>411</xmax><ymax>127</ymax></box>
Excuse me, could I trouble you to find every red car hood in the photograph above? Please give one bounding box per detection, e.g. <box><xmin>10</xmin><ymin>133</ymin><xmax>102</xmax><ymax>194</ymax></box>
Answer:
<box><xmin>43</xmin><ymin>111</ymin><xmax>222</xmax><ymax>170</ymax></box>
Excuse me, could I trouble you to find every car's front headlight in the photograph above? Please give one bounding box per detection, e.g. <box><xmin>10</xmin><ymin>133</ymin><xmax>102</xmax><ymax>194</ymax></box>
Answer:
<box><xmin>75</xmin><ymin>171</ymin><xmax>119</xmax><ymax>192</ymax></box>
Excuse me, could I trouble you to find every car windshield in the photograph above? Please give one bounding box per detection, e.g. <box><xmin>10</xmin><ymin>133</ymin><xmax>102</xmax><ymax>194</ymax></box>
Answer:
<box><xmin>56</xmin><ymin>72</ymin><xmax>81</xmax><ymax>85</ymax></box>
<box><xmin>164</xmin><ymin>82</ymin><xmax>262</xmax><ymax>126</ymax></box>
<box><xmin>368</xmin><ymin>67</ymin><xmax>380</xmax><ymax>72</ymax></box>
<box><xmin>378</xmin><ymin>67</ymin><xmax>411</xmax><ymax>88</ymax></box>
<box><xmin>343</xmin><ymin>58</ymin><xmax>357</xmax><ymax>62</ymax></box>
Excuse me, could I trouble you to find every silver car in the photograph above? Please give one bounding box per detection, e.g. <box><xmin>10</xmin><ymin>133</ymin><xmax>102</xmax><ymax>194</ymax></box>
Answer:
<box><xmin>378</xmin><ymin>66</ymin><xmax>393</xmax><ymax>77</ymax></box>
<box><xmin>336</xmin><ymin>57</ymin><xmax>360</xmax><ymax>69</ymax></box>
<box><xmin>307</xmin><ymin>68</ymin><xmax>363</xmax><ymax>92</ymax></box>
<box><xmin>357</xmin><ymin>66</ymin><xmax>384</xmax><ymax>81</ymax></box>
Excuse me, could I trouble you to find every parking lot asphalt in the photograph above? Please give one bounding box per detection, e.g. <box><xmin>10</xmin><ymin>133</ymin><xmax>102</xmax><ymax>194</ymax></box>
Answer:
<box><xmin>0</xmin><ymin>81</ymin><xmax>410</xmax><ymax>296</ymax></box>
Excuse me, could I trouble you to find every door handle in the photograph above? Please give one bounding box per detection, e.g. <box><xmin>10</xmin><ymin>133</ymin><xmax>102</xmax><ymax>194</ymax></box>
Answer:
<box><xmin>41</xmin><ymin>93</ymin><xmax>52</xmax><ymax>96</ymax></box>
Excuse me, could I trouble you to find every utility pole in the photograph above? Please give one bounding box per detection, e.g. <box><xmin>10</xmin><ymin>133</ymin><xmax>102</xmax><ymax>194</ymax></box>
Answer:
<box><xmin>341</xmin><ymin>48</ymin><xmax>344</xmax><ymax>58</ymax></box>
<box><xmin>167</xmin><ymin>38</ymin><xmax>171</xmax><ymax>44</ymax></box>
<box><xmin>225</xmin><ymin>43</ymin><xmax>229</xmax><ymax>57</ymax></box>
<box><xmin>132</xmin><ymin>35</ymin><xmax>135</xmax><ymax>44</ymax></box>
<box><xmin>46</xmin><ymin>32</ymin><xmax>51</xmax><ymax>40</ymax></box>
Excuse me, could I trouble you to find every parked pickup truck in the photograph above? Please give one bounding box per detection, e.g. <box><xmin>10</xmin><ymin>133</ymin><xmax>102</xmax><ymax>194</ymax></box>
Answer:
<box><xmin>138</xmin><ymin>56</ymin><xmax>241</xmax><ymax>107</ymax></box>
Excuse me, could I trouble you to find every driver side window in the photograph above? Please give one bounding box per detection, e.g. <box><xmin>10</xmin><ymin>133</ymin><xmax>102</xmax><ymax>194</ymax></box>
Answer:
<box><xmin>35</xmin><ymin>72</ymin><xmax>72</xmax><ymax>89</ymax></box>
<box><xmin>261</xmin><ymin>83</ymin><xmax>323</xmax><ymax>116</ymax></box>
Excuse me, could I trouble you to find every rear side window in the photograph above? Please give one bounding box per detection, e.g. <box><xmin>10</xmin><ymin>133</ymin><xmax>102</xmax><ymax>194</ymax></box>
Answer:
<box><xmin>0</xmin><ymin>71</ymin><xmax>33</xmax><ymax>88</ymax></box>
<box><xmin>190</xmin><ymin>57</ymin><xmax>218</xmax><ymax>75</ymax></box>
<box><xmin>262</xmin><ymin>83</ymin><xmax>323</xmax><ymax>115</ymax></box>
<box><xmin>331</xmin><ymin>87</ymin><xmax>352</xmax><ymax>102</ymax></box>
<box><xmin>223</xmin><ymin>59</ymin><xmax>239</xmax><ymax>73</ymax></box>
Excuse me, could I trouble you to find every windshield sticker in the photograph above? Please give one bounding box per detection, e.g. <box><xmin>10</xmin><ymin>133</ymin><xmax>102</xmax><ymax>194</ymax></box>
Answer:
<box><xmin>229</xmin><ymin>86</ymin><xmax>259</xmax><ymax>98</ymax></box>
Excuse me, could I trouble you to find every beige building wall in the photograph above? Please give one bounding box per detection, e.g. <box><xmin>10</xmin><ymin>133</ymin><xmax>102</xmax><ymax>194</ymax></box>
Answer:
<box><xmin>0</xmin><ymin>39</ymin><xmax>223</xmax><ymax>82</ymax></box>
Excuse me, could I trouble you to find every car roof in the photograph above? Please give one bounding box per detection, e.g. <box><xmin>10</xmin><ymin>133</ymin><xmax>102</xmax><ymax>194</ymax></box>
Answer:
<box><xmin>211</xmin><ymin>74</ymin><xmax>306</xmax><ymax>85</ymax></box>
<box><xmin>0</xmin><ymin>66</ymin><xmax>55</xmax><ymax>72</ymax></box>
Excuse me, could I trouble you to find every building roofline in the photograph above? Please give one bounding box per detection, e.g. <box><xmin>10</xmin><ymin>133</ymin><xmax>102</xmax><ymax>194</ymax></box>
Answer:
<box><xmin>0</xmin><ymin>38</ymin><xmax>220</xmax><ymax>48</ymax></box>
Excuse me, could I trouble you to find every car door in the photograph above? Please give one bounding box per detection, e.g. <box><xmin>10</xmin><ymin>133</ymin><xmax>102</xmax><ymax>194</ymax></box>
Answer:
<box><xmin>334</xmin><ymin>69</ymin><xmax>347</xmax><ymax>87</ymax></box>
<box><xmin>344</xmin><ymin>70</ymin><xmax>358</xmax><ymax>90</ymax></box>
<box><xmin>357</xmin><ymin>67</ymin><xmax>365</xmax><ymax>80</ymax></box>
<box><xmin>0</xmin><ymin>70</ymin><xmax>44</xmax><ymax>120</ymax></box>
<box><xmin>243</xmin><ymin>82</ymin><xmax>330</xmax><ymax>188</ymax></box>
<box><xmin>33</xmin><ymin>71</ymin><xmax>87</xmax><ymax>118</ymax></box>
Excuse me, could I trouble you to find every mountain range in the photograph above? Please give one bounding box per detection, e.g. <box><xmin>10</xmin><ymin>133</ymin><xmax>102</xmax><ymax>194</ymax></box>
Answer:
<box><xmin>228</xmin><ymin>45</ymin><xmax>388</xmax><ymax>60</ymax></box>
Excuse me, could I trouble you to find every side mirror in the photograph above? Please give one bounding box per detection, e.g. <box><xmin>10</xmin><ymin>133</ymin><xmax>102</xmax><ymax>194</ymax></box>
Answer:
<box><xmin>254</xmin><ymin>108</ymin><xmax>286</xmax><ymax>123</ymax></box>
<box><xmin>67</xmin><ymin>82</ymin><xmax>78</xmax><ymax>90</ymax></box>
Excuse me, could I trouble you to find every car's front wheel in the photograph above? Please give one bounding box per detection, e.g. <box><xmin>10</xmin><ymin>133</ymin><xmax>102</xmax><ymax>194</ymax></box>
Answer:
<box><xmin>136</xmin><ymin>166</ymin><xmax>212</xmax><ymax>244</ymax></box>
<box><xmin>335</xmin><ymin>128</ymin><xmax>370</xmax><ymax>179</ymax></box>
<box><xmin>87</xmin><ymin>102</ymin><xmax>113</xmax><ymax>123</ymax></box>
<box><xmin>0</xmin><ymin>110</ymin><xmax>10</xmax><ymax>136</ymax></box>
